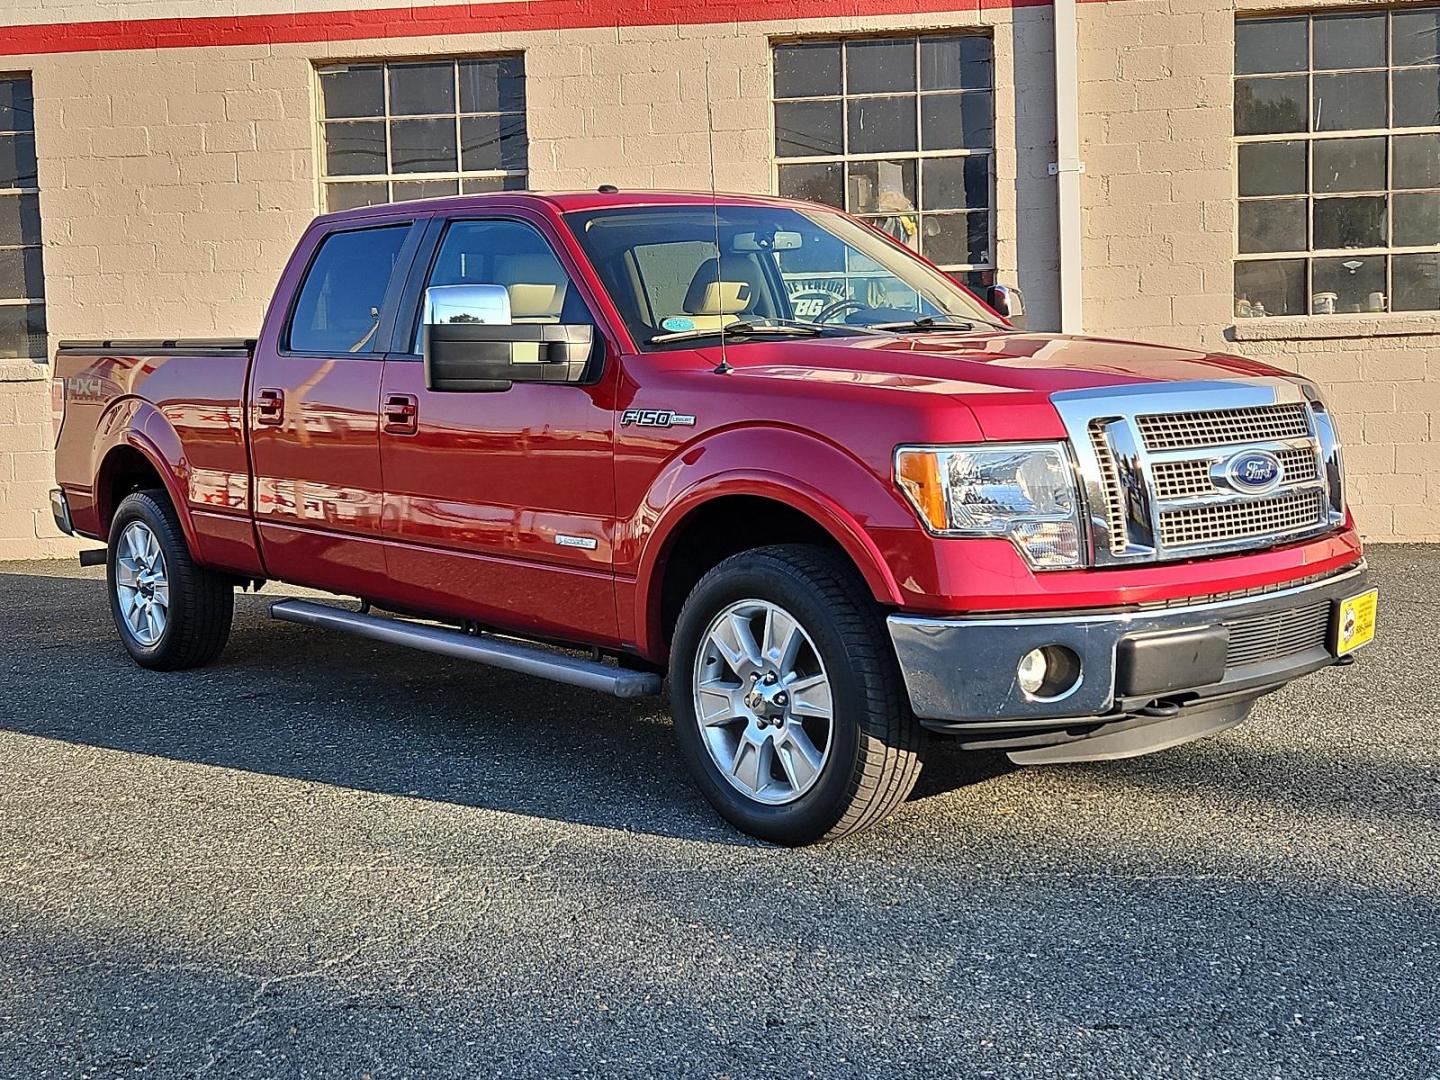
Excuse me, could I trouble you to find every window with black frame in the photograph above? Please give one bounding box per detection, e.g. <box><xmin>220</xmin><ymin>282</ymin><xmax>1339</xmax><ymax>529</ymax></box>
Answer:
<box><xmin>0</xmin><ymin>75</ymin><xmax>44</xmax><ymax>361</ymax></box>
<box><xmin>771</xmin><ymin>35</ymin><xmax>996</xmax><ymax>294</ymax></box>
<box><xmin>1235</xmin><ymin>9</ymin><xmax>1440</xmax><ymax>317</ymax></box>
<box><xmin>317</xmin><ymin>57</ymin><xmax>527</xmax><ymax>212</ymax></box>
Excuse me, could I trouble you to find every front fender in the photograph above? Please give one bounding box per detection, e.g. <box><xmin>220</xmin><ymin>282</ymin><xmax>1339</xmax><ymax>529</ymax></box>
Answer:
<box><xmin>627</xmin><ymin>425</ymin><xmax>917</xmax><ymax>656</ymax></box>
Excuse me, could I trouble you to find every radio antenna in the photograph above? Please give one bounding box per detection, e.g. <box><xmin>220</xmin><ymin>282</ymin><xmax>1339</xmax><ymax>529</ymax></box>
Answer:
<box><xmin>705</xmin><ymin>58</ymin><xmax>732</xmax><ymax>375</ymax></box>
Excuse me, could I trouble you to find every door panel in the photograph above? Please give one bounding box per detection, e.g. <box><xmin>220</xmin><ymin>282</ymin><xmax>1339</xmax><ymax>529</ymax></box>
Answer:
<box><xmin>379</xmin><ymin>216</ymin><xmax>619</xmax><ymax>645</ymax></box>
<box><xmin>248</xmin><ymin>220</ymin><xmax>413</xmax><ymax>594</ymax></box>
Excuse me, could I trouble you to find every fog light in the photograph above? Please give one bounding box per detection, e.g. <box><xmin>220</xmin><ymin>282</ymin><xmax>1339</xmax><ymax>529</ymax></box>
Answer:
<box><xmin>1017</xmin><ymin>645</ymin><xmax>1082</xmax><ymax>699</ymax></box>
<box><xmin>1017</xmin><ymin>648</ymin><xmax>1049</xmax><ymax>695</ymax></box>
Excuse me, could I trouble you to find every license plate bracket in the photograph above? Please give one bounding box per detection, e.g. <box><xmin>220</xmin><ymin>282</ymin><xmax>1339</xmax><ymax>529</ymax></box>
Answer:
<box><xmin>1334</xmin><ymin>588</ymin><xmax>1378</xmax><ymax>656</ymax></box>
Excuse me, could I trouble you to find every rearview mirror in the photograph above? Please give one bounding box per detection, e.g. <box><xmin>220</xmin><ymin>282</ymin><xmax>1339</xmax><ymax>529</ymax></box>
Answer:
<box><xmin>732</xmin><ymin>230</ymin><xmax>803</xmax><ymax>252</ymax></box>
<box><xmin>423</xmin><ymin>286</ymin><xmax>593</xmax><ymax>392</ymax></box>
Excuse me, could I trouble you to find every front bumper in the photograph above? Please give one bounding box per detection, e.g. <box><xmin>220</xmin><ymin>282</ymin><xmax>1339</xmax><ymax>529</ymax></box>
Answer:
<box><xmin>887</xmin><ymin>563</ymin><xmax>1369</xmax><ymax>734</ymax></box>
<box><xmin>49</xmin><ymin>488</ymin><xmax>74</xmax><ymax>536</ymax></box>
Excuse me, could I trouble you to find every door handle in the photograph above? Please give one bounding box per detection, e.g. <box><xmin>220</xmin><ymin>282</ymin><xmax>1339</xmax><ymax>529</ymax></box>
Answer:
<box><xmin>256</xmin><ymin>388</ymin><xmax>284</xmax><ymax>426</ymax></box>
<box><xmin>383</xmin><ymin>393</ymin><xmax>419</xmax><ymax>435</ymax></box>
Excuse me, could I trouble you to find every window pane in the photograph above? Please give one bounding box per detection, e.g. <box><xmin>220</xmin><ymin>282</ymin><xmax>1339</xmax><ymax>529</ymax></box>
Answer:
<box><xmin>0</xmin><ymin>78</ymin><xmax>34</xmax><ymax>133</ymax></box>
<box><xmin>848</xmin><ymin>158</ymin><xmax>916</xmax><ymax>214</ymax></box>
<box><xmin>1393</xmin><ymin>191</ymin><xmax>1440</xmax><ymax>245</ymax></box>
<box><xmin>1393</xmin><ymin>134</ymin><xmax>1440</xmax><ymax>188</ymax></box>
<box><xmin>1393</xmin><ymin>66</ymin><xmax>1440</xmax><ymax>128</ymax></box>
<box><xmin>392</xmin><ymin>179</ymin><xmax>458</xmax><ymax>201</ymax></box>
<box><xmin>390</xmin><ymin>117</ymin><xmax>457</xmax><ymax>173</ymax></box>
<box><xmin>846</xmin><ymin>39</ymin><xmax>916</xmax><ymax>95</ymax></box>
<box><xmin>1235</xmin><ymin>76</ymin><xmax>1307</xmax><ymax>135</ymax></box>
<box><xmin>1393</xmin><ymin>10</ymin><xmax>1440</xmax><ymax>67</ymax></box>
<box><xmin>1236</xmin><ymin>18</ymin><xmax>1308</xmax><ymax>75</ymax></box>
<box><xmin>461</xmin><ymin>114</ymin><xmax>527</xmax><ymax>172</ymax></box>
<box><xmin>956</xmin><ymin>268</ymin><xmax>996</xmax><ymax>292</ymax></box>
<box><xmin>1314</xmin><ymin>195</ymin><xmax>1387</xmax><ymax>248</ymax></box>
<box><xmin>460</xmin><ymin>175</ymin><xmax>527</xmax><ymax>194</ymax></box>
<box><xmin>1314</xmin><ymin>72</ymin><xmax>1387</xmax><ymax>130</ymax></box>
<box><xmin>922</xmin><ymin>155</ymin><xmax>988</xmax><ymax>209</ymax></box>
<box><xmin>427</xmin><ymin>220</ymin><xmax>579</xmax><ymax>328</ymax></box>
<box><xmin>289</xmin><ymin>225</ymin><xmax>410</xmax><ymax>353</ymax></box>
<box><xmin>0</xmin><ymin>303</ymin><xmax>45</xmax><ymax>359</ymax></box>
<box><xmin>1240</xmin><ymin>199</ymin><xmax>1307</xmax><ymax>252</ymax></box>
<box><xmin>1313</xmin><ymin>253</ymin><xmax>1387</xmax><ymax>312</ymax></box>
<box><xmin>1313</xmin><ymin>13</ymin><xmax>1387</xmax><ymax>70</ymax></box>
<box><xmin>0</xmin><ymin>193</ymin><xmax>41</xmax><ymax>246</ymax></box>
<box><xmin>774</xmin><ymin>100</ymin><xmax>843</xmax><ymax>157</ymax></box>
<box><xmin>920</xmin><ymin>35</ymin><xmax>992</xmax><ymax>90</ymax></box>
<box><xmin>773</xmin><ymin>43</ymin><xmax>842</xmax><ymax>99</ymax></box>
<box><xmin>0</xmin><ymin>134</ymin><xmax>37</xmax><ymax>188</ymax></box>
<box><xmin>324</xmin><ymin>182</ymin><xmax>388</xmax><ymax>211</ymax></box>
<box><xmin>459</xmin><ymin>56</ymin><xmax>525</xmax><ymax>113</ymax></box>
<box><xmin>921</xmin><ymin>91</ymin><xmax>993</xmax><ymax>150</ymax></box>
<box><xmin>922</xmin><ymin>210</ymin><xmax>989</xmax><ymax>265</ymax></box>
<box><xmin>777</xmin><ymin>162</ymin><xmax>844</xmax><ymax>208</ymax></box>
<box><xmin>1393</xmin><ymin>252</ymin><xmax>1440</xmax><ymax>309</ymax></box>
<box><xmin>1235</xmin><ymin>258</ymin><xmax>1306</xmax><ymax>316</ymax></box>
<box><xmin>1238</xmin><ymin>140</ymin><xmax>1306</xmax><ymax>196</ymax></box>
<box><xmin>323</xmin><ymin>121</ymin><xmax>386</xmax><ymax>177</ymax></box>
<box><xmin>320</xmin><ymin>66</ymin><xmax>384</xmax><ymax>119</ymax></box>
<box><xmin>848</xmin><ymin>97</ymin><xmax>917</xmax><ymax>154</ymax></box>
<box><xmin>1313</xmin><ymin>136</ymin><xmax>1386</xmax><ymax>193</ymax></box>
<box><xmin>0</xmin><ymin>247</ymin><xmax>44</xmax><ymax>299</ymax></box>
<box><xmin>388</xmin><ymin>62</ymin><xmax>455</xmax><ymax>117</ymax></box>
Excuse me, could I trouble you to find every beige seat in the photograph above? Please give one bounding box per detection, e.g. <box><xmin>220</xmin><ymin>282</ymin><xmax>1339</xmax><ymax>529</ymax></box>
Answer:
<box><xmin>677</xmin><ymin>255</ymin><xmax>763</xmax><ymax>331</ymax></box>
<box><xmin>497</xmin><ymin>253</ymin><xmax>568</xmax><ymax>323</ymax></box>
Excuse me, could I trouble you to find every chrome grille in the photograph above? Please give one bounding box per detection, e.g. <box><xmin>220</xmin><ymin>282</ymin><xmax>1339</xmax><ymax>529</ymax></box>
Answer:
<box><xmin>1160</xmin><ymin>489</ymin><xmax>1327</xmax><ymax>548</ymax></box>
<box><xmin>1225</xmin><ymin>599</ymin><xmax>1331</xmax><ymax>667</ymax></box>
<box><xmin>1052</xmin><ymin>380</ymin><xmax>1346</xmax><ymax>567</ymax></box>
<box><xmin>1136</xmin><ymin>402</ymin><xmax>1312</xmax><ymax>450</ymax></box>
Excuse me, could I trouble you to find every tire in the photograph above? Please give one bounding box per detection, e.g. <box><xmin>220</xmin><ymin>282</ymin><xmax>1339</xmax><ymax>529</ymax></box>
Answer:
<box><xmin>106</xmin><ymin>489</ymin><xmax>234</xmax><ymax>670</ymax></box>
<box><xmin>669</xmin><ymin>544</ymin><xmax>924</xmax><ymax>845</ymax></box>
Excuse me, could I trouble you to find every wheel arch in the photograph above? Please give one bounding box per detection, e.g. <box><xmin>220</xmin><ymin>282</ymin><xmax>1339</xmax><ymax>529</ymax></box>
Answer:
<box><xmin>93</xmin><ymin>415</ymin><xmax>198</xmax><ymax>554</ymax></box>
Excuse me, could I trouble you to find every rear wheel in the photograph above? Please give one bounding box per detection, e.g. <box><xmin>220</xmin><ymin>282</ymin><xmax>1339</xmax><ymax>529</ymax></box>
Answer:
<box><xmin>107</xmin><ymin>490</ymin><xmax>233</xmax><ymax>670</ymax></box>
<box><xmin>670</xmin><ymin>544</ymin><xmax>924</xmax><ymax>845</ymax></box>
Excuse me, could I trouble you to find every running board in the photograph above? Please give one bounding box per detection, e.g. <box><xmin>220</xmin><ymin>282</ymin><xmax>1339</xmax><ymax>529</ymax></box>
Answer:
<box><xmin>269</xmin><ymin>598</ymin><xmax>661</xmax><ymax>700</ymax></box>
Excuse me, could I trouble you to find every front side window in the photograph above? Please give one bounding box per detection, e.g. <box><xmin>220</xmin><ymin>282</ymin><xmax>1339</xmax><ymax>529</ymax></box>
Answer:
<box><xmin>567</xmin><ymin>204</ymin><xmax>996</xmax><ymax>349</ymax></box>
<box><xmin>0</xmin><ymin>75</ymin><xmax>44</xmax><ymax>360</ymax></box>
<box><xmin>1235</xmin><ymin>10</ymin><xmax>1440</xmax><ymax>316</ymax></box>
<box><xmin>288</xmin><ymin>224</ymin><xmax>410</xmax><ymax>353</ymax></box>
<box><xmin>317</xmin><ymin>57</ymin><xmax>528</xmax><ymax>212</ymax></box>
<box><xmin>771</xmin><ymin>35</ymin><xmax>996</xmax><ymax>291</ymax></box>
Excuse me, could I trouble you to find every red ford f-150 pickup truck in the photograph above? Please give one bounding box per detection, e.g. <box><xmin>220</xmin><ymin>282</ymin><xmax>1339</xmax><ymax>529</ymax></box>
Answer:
<box><xmin>51</xmin><ymin>190</ymin><xmax>1376</xmax><ymax>844</ymax></box>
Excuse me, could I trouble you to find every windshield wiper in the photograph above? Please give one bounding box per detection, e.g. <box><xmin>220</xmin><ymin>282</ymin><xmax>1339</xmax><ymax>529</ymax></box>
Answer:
<box><xmin>648</xmin><ymin>319</ymin><xmax>823</xmax><ymax>345</ymax></box>
<box><xmin>869</xmin><ymin>315</ymin><xmax>1005</xmax><ymax>333</ymax></box>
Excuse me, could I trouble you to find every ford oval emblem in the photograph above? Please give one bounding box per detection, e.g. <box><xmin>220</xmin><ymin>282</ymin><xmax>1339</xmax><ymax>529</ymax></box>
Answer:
<box><xmin>1224</xmin><ymin>450</ymin><xmax>1284</xmax><ymax>493</ymax></box>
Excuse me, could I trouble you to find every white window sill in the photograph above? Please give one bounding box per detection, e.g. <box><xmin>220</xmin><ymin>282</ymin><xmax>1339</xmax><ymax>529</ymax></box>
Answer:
<box><xmin>1231</xmin><ymin>312</ymin><xmax>1440</xmax><ymax>341</ymax></box>
<box><xmin>0</xmin><ymin>358</ymin><xmax>48</xmax><ymax>382</ymax></box>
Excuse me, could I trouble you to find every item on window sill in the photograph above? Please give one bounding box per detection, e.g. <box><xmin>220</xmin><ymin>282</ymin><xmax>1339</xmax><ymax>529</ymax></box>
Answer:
<box><xmin>1368</xmin><ymin>291</ymin><xmax>1386</xmax><ymax>312</ymax></box>
<box><xmin>1312</xmin><ymin>291</ymin><xmax>1338</xmax><ymax>316</ymax></box>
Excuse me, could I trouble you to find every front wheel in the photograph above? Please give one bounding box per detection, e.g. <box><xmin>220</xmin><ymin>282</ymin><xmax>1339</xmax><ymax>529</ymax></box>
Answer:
<box><xmin>107</xmin><ymin>489</ymin><xmax>234</xmax><ymax>670</ymax></box>
<box><xmin>670</xmin><ymin>544</ymin><xmax>924</xmax><ymax>845</ymax></box>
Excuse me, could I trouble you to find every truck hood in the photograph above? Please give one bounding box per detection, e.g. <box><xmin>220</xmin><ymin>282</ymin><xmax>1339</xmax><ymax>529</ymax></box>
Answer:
<box><xmin>696</xmin><ymin>330</ymin><xmax>1287</xmax><ymax>440</ymax></box>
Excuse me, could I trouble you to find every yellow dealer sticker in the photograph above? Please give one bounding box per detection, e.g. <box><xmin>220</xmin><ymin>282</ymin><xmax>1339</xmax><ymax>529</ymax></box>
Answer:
<box><xmin>1335</xmin><ymin>588</ymin><xmax>1378</xmax><ymax>656</ymax></box>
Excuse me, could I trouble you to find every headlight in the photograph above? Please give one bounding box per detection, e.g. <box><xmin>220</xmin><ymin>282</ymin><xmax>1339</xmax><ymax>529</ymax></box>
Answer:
<box><xmin>895</xmin><ymin>443</ymin><xmax>1085</xmax><ymax>569</ymax></box>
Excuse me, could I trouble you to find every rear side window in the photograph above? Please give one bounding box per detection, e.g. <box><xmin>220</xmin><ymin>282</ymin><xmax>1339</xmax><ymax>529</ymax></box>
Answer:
<box><xmin>288</xmin><ymin>224</ymin><xmax>410</xmax><ymax>353</ymax></box>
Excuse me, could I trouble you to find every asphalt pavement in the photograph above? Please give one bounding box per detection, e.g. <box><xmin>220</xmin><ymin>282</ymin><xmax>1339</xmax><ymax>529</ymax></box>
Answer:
<box><xmin>0</xmin><ymin>548</ymin><xmax>1436</xmax><ymax>1079</ymax></box>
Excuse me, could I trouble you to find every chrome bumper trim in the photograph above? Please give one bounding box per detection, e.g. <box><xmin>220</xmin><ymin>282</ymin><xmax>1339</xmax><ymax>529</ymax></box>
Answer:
<box><xmin>887</xmin><ymin>564</ymin><xmax>1369</xmax><ymax>726</ymax></box>
<box><xmin>49</xmin><ymin>488</ymin><xmax>74</xmax><ymax>536</ymax></box>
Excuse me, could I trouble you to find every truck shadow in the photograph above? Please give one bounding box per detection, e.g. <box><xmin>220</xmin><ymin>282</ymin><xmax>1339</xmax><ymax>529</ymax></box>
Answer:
<box><xmin>0</xmin><ymin>570</ymin><xmax>1011</xmax><ymax>846</ymax></box>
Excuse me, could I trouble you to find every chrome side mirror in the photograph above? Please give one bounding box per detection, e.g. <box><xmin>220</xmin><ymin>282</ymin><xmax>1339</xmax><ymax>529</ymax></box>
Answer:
<box><xmin>424</xmin><ymin>283</ymin><xmax>512</xmax><ymax>326</ymax></box>
<box><xmin>987</xmin><ymin>283</ymin><xmax>1026</xmax><ymax>328</ymax></box>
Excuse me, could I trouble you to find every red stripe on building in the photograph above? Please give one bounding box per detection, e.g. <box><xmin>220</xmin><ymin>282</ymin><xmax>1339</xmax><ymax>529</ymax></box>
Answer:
<box><xmin>1</xmin><ymin>0</ymin><xmax>1052</xmax><ymax>57</ymax></box>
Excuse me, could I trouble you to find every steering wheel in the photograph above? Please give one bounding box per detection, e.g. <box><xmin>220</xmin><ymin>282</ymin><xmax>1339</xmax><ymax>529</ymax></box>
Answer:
<box><xmin>813</xmin><ymin>298</ymin><xmax>869</xmax><ymax>324</ymax></box>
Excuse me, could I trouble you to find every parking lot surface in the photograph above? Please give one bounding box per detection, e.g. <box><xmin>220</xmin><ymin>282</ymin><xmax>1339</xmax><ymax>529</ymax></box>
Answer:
<box><xmin>0</xmin><ymin>548</ymin><xmax>1436</xmax><ymax>1079</ymax></box>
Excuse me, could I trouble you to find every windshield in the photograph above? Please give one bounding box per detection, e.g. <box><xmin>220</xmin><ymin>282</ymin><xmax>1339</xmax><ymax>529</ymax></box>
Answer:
<box><xmin>564</xmin><ymin>204</ymin><xmax>999</xmax><ymax>349</ymax></box>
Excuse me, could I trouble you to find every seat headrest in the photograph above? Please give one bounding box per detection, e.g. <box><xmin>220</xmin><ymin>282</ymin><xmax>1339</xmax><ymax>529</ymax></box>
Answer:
<box><xmin>682</xmin><ymin>256</ymin><xmax>762</xmax><ymax>316</ymax></box>
<box><xmin>507</xmin><ymin>283</ymin><xmax>561</xmax><ymax>319</ymax></box>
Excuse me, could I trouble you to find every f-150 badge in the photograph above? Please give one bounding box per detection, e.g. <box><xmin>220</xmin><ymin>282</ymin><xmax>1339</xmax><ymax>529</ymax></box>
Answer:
<box><xmin>621</xmin><ymin>409</ymin><xmax>696</xmax><ymax>428</ymax></box>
